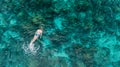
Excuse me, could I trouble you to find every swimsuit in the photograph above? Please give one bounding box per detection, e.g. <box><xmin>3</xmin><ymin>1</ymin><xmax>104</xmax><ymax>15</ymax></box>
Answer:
<box><xmin>35</xmin><ymin>33</ymin><xmax>40</xmax><ymax>37</ymax></box>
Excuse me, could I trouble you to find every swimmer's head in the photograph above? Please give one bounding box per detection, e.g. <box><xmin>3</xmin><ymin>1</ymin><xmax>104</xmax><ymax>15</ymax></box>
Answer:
<box><xmin>39</xmin><ymin>26</ymin><xmax>43</xmax><ymax>30</ymax></box>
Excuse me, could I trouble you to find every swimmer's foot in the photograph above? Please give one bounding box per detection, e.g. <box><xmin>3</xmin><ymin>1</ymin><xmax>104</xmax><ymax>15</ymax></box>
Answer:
<box><xmin>29</xmin><ymin>44</ymin><xmax>35</xmax><ymax>51</ymax></box>
<box><xmin>29</xmin><ymin>43</ymin><xmax>40</xmax><ymax>55</ymax></box>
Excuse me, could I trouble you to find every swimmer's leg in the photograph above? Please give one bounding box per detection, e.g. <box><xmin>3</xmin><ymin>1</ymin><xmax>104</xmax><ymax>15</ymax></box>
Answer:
<box><xmin>29</xmin><ymin>36</ymin><xmax>38</xmax><ymax>50</ymax></box>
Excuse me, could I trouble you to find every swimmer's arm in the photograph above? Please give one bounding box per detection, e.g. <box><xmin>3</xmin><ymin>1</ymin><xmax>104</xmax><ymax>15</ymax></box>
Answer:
<box><xmin>35</xmin><ymin>30</ymin><xmax>39</xmax><ymax>34</ymax></box>
<box><xmin>40</xmin><ymin>32</ymin><xmax>42</xmax><ymax>38</ymax></box>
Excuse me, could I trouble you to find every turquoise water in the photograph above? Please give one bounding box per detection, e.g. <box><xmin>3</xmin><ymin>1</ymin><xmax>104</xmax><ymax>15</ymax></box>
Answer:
<box><xmin>0</xmin><ymin>0</ymin><xmax>120</xmax><ymax>67</ymax></box>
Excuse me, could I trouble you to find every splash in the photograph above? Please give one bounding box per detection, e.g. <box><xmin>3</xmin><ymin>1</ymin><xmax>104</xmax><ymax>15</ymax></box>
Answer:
<box><xmin>22</xmin><ymin>42</ymin><xmax>40</xmax><ymax>55</ymax></box>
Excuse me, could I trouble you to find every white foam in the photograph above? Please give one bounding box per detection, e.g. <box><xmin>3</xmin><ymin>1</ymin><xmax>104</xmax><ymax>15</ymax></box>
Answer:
<box><xmin>22</xmin><ymin>42</ymin><xmax>40</xmax><ymax>55</ymax></box>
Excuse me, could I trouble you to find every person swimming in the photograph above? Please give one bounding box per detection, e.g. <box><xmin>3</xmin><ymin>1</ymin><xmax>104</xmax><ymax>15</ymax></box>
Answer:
<box><xmin>29</xmin><ymin>26</ymin><xmax>43</xmax><ymax>51</ymax></box>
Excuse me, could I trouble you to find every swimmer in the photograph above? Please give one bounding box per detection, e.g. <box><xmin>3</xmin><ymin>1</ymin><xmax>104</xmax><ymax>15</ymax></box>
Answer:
<box><xmin>29</xmin><ymin>26</ymin><xmax>43</xmax><ymax>51</ymax></box>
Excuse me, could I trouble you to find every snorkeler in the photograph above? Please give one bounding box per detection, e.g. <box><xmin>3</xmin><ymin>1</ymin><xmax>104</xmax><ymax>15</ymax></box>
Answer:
<box><xmin>29</xmin><ymin>27</ymin><xmax>43</xmax><ymax>51</ymax></box>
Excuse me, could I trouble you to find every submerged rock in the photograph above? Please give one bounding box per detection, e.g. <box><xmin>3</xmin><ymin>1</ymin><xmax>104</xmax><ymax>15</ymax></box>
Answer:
<box><xmin>9</xmin><ymin>19</ymin><xmax>17</xmax><ymax>26</ymax></box>
<box><xmin>2</xmin><ymin>30</ymin><xmax>21</xmax><ymax>43</ymax></box>
<box><xmin>0</xmin><ymin>13</ymin><xmax>7</xmax><ymax>28</ymax></box>
<box><xmin>54</xmin><ymin>17</ymin><xmax>64</xmax><ymax>30</ymax></box>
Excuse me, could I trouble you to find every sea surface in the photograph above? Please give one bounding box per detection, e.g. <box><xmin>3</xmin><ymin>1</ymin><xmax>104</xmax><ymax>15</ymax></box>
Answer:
<box><xmin>0</xmin><ymin>0</ymin><xmax>120</xmax><ymax>67</ymax></box>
